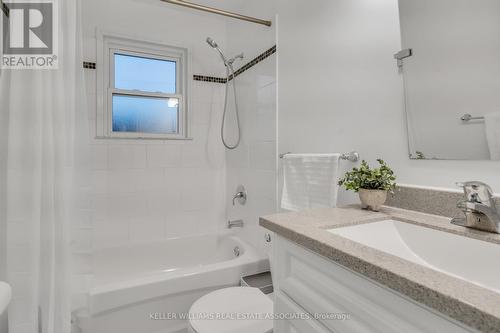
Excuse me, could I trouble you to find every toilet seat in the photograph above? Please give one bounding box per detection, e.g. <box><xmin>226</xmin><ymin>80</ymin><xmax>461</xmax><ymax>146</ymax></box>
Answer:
<box><xmin>188</xmin><ymin>287</ymin><xmax>273</xmax><ymax>333</ymax></box>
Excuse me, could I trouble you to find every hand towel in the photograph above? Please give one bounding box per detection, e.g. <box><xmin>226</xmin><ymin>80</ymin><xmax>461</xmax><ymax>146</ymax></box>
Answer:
<box><xmin>485</xmin><ymin>112</ymin><xmax>500</xmax><ymax>160</ymax></box>
<box><xmin>281</xmin><ymin>154</ymin><xmax>341</xmax><ymax>212</ymax></box>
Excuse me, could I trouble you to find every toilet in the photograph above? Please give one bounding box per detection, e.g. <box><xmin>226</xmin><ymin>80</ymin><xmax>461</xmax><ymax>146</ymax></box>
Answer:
<box><xmin>188</xmin><ymin>287</ymin><xmax>273</xmax><ymax>333</ymax></box>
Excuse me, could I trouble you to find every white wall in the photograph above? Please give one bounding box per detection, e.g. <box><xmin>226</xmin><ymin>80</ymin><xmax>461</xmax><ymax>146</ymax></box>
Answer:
<box><xmin>82</xmin><ymin>0</ymin><xmax>228</xmax><ymax>250</ymax></box>
<box><xmin>276</xmin><ymin>0</ymin><xmax>500</xmax><ymax>203</ymax></box>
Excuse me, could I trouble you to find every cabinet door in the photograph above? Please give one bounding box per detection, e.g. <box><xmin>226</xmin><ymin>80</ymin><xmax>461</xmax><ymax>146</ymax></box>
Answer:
<box><xmin>274</xmin><ymin>236</ymin><xmax>475</xmax><ymax>333</ymax></box>
<box><xmin>274</xmin><ymin>291</ymin><xmax>333</xmax><ymax>333</ymax></box>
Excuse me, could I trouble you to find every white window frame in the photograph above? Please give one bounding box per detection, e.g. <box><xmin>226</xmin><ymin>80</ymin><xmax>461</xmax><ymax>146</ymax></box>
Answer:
<box><xmin>96</xmin><ymin>31</ymin><xmax>190</xmax><ymax>140</ymax></box>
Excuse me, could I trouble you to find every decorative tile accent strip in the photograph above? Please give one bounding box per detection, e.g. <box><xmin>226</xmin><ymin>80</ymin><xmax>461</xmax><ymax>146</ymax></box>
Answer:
<box><xmin>83</xmin><ymin>61</ymin><xmax>96</xmax><ymax>69</ymax></box>
<box><xmin>386</xmin><ymin>185</ymin><xmax>500</xmax><ymax>218</ymax></box>
<box><xmin>231</xmin><ymin>45</ymin><xmax>276</xmax><ymax>80</ymax></box>
<box><xmin>192</xmin><ymin>75</ymin><xmax>227</xmax><ymax>83</ymax></box>
<box><xmin>193</xmin><ymin>45</ymin><xmax>276</xmax><ymax>84</ymax></box>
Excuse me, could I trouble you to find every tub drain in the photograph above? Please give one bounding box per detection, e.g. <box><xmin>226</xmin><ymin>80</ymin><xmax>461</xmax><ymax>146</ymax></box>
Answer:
<box><xmin>233</xmin><ymin>246</ymin><xmax>240</xmax><ymax>257</ymax></box>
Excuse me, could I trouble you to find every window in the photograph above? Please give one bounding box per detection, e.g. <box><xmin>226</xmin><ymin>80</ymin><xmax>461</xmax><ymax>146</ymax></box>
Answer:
<box><xmin>97</xmin><ymin>33</ymin><xmax>189</xmax><ymax>139</ymax></box>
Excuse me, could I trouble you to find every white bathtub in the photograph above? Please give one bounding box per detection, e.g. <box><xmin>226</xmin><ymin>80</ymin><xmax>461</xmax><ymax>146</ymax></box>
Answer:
<box><xmin>76</xmin><ymin>231</ymin><xmax>269</xmax><ymax>333</ymax></box>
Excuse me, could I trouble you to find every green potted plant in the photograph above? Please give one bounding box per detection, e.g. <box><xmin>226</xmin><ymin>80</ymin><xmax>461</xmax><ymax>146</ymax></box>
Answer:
<box><xmin>338</xmin><ymin>159</ymin><xmax>397</xmax><ymax>211</ymax></box>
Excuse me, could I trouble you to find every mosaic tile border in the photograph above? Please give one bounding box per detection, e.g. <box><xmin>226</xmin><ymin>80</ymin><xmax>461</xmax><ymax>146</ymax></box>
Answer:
<box><xmin>193</xmin><ymin>45</ymin><xmax>276</xmax><ymax>84</ymax></box>
<box><xmin>192</xmin><ymin>75</ymin><xmax>226</xmax><ymax>84</ymax></box>
<box><xmin>83</xmin><ymin>61</ymin><xmax>96</xmax><ymax>69</ymax></box>
<box><xmin>82</xmin><ymin>45</ymin><xmax>276</xmax><ymax>82</ymax></box>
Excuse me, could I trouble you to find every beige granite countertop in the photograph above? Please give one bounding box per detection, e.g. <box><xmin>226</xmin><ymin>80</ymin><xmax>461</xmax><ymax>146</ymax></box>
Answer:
<box><xmin>260</xmin><ymin>205</ymin><xmax>500</xmax><ymax>333</ymax></box>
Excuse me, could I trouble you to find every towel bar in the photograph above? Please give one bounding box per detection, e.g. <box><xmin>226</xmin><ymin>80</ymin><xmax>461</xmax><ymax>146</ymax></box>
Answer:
<box><xmin>461</xmin><ymin>114</ymin><xmax>485</xmax><ymax>122</ymax></box>
<box><xmin>279</xmin><ymin>151</ymin><xmax>360</xmax><ymax>162</ymax></box>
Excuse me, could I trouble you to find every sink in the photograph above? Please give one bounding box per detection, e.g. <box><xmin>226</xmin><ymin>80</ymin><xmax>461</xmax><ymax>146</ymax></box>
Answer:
<box><xmin>0</xmin><ymin>282</ymin><xmax>11</xmax><ymax>315</ymax></box>
<box><xmin>329</xmin><ymin>220</ymin><xmax>500</xmax><ymax>293</ymax></box>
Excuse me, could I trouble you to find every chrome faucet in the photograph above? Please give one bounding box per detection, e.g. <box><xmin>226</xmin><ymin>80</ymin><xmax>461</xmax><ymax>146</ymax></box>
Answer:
<box><xmin>227</xmin><ymin>219</ymin><xmax>244</xmax><ymax>229</ymax></box>
<box><xmin>232</xmin><ymin>185</ymin><xmax>247</xmax><ymax>206</ymax></box>
<box><xmin>451</xmin><ymin>181</ymin><xmax>500</xmax><ymax>233</ymax></box>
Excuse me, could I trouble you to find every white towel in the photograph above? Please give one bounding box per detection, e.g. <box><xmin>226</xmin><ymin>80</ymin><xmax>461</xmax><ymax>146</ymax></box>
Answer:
<box><xmin>281</xmin><ymin>154</ymin><xmax>341</xmax><ymax>212</ymax></box>
<box><xmin>485</xmin><ymin>112</ymin><xmax>500</xmax><ymax>161</ymax></box>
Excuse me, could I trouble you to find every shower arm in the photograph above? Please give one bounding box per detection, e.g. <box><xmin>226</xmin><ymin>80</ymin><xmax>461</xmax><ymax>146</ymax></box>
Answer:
<box><xmin>160</xmin><ymin>0</ymin><xmax>272</xmax><ymax>27</ymax></box>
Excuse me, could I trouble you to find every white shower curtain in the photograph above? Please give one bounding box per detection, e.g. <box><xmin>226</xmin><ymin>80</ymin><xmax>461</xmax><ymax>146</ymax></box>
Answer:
<box><xmin>0</xmin><ymin>0</ymin><xmax>89</xmax><ymax>332</ymax></box>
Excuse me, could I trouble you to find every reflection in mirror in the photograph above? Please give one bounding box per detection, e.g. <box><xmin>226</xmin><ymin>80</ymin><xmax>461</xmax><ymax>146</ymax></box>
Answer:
<box><xmin>398</xmin><ymin>0</ymin><xmax>500</xmax><ymax>160</ymax></box>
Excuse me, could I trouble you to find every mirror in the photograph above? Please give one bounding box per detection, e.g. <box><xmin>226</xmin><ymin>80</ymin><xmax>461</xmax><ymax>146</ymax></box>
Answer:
<box><xmin>398</xmin><ymin>0</ymin><xmax>500</xmax><ymax>160</ymax></box>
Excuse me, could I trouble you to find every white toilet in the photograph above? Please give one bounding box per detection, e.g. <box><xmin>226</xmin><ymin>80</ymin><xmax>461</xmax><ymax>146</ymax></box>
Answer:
<box><xmin>188</xmin><ymin>287</ymin><xmax>273</xmax><ymax>333</ymax></box>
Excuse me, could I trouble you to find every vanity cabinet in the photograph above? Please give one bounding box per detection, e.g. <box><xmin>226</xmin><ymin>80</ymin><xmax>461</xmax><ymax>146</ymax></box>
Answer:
<box><xmin>273</xmin><ymin>235</ymin><xmax>475</xmax><ymax>333</ymax></box>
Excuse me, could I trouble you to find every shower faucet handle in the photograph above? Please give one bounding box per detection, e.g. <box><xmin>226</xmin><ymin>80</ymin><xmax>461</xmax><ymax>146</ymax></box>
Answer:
<box><xmin>232</xmin><ymin>185</ymin><xmax>247</xmax><ymax>206</ymax></box>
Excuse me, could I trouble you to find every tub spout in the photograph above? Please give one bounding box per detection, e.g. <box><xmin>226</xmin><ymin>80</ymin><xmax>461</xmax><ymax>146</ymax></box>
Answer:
<box><xmin>227</xmin><ymin>219</ymin><xmax>244</xmax><ymax>229</ymax></box>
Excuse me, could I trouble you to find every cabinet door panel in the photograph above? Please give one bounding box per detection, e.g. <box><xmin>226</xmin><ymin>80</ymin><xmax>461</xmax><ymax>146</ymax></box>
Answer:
<box><xmin>274</xmin><ymin>291</ymin><xmax>333</xmax><ymax>333</ymax></box>
<box><xmin>274</xmin><ymin>236</ymin><xmax>474</xmax><ymax>333</ymax></box>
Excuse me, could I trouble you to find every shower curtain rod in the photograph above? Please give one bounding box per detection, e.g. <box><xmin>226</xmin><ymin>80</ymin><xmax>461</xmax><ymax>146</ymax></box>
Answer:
<box><xmin>160</xmin><ymin>0</ymin><xmax>272</xmax><ymax>27</ymax></box>
<box><xmin>1</xmin><ymin>0</ymin><xmax>9</xmax><ymax>17</ymax></box>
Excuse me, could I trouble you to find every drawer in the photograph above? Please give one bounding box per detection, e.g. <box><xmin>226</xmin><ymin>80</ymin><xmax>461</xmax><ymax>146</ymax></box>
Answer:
<box><xmin>274</xmin><ymin>291</ymin><xmax>332</xmax><ymax>333</ymax></box>
<box><xmin>274</xmin><ymin>236</ymin><xmax>474</xmax><ymax>333</ymax></box>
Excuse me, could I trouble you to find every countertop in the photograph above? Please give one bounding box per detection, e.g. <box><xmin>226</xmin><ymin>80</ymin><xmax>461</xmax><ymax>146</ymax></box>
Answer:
<box><xmin>260</xmin><ymin>205</ymin><xmax>500</xmax><ymax>333</ymax></box>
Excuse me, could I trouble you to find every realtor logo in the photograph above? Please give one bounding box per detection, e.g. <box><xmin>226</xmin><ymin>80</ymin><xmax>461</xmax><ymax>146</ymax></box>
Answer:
<box><xmin>2</xmin><ymin>0</ymin><xmax>58</xmax><ymax>69</ymax></box>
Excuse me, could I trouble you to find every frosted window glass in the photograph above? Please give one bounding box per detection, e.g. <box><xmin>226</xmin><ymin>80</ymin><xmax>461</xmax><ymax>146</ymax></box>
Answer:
<box><xmin>112</xmin><ymin>95</ymin><xmax>179</xmax><ymax>134</ymax></box>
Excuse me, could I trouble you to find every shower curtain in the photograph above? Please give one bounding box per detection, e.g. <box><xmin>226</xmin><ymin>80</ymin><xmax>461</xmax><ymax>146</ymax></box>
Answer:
<box><xmin>0</xmin><ymin>0</ymin><xmax>90</xmax><ymax>332</ymax></box>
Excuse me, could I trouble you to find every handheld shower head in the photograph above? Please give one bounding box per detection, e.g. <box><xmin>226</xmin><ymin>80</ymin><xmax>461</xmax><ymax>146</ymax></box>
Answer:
<box><xmin>206</xmin><ymin>37</ymin><xmax>228</xmax><ymax>65</ymax></box>
<box><xmin>207</xmin><ymin>37</ymin><xmax>219</xmax><ymax>49</ymax></box>
<box><xmin>206</xmin><ymin>37</ymin><xmax>218</xmax><ymax>48</ymax></box>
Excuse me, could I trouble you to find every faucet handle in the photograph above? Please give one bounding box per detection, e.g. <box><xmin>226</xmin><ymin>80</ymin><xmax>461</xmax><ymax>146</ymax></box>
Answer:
<box><xmin>232</xmin><ymin>185</ymin><xmax>247</xmax><ymax>206</ymax></box>
<box><xmin>457</xmin><ymin>181</ymin><xmax>495</xmax><ymax>207</ymax></box>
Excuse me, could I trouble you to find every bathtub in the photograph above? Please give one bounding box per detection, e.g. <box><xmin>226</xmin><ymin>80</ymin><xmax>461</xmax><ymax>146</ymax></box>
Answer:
<box><xmin>75</xmin><ymin>231</ymin><xmax>269</xmax><ymax>333</ymax></box>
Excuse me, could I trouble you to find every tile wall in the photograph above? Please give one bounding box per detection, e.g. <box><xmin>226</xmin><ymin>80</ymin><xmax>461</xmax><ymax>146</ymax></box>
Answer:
<box><xmin>225</xmin><ymin>55</ymin><xmax>277</xmax><ymax>255</ymax></box>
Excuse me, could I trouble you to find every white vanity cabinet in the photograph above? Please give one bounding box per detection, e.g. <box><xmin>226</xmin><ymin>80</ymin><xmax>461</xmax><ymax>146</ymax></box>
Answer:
<box><xmin>273</xmin><ymin>235</ymin><xmax>476</xmax><ymax>333</ymax></box>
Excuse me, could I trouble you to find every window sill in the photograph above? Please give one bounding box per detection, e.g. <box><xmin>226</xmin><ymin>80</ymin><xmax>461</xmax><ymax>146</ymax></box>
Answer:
<box><xmin>94</xmin><ymin>135</ymin><xmax>194</xmax><ymax>142</ymax></box>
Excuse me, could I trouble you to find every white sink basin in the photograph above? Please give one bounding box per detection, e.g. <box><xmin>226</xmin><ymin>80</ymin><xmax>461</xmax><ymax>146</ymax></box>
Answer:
<box><xmin>329</xmin><ymin>220</ymin><xmax>500</xmax><ymax>293</ymax></box>
<box><xmin>0</xmin><ymin>282</ymin><xmax>11</xmax><ymax>315</ymax></box>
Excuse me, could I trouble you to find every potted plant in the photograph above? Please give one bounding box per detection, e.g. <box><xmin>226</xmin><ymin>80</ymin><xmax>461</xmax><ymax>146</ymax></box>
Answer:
<box><xmin>338</xmin><ymin>159</ymin><xmax>396</xmax><ymax>211</ymax></box>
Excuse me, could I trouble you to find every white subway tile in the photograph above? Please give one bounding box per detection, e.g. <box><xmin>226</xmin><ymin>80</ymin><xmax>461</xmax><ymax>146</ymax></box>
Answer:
<box><xmin>248</xmin><ymin>170</ymin><xmax>276</xmax><ymax>201</ymax></box>
<box><xmin>145</xmin><ymin>191</ymin><xmax>180</xmax><ymax>218</ymax></box>
<box><xmin>72</xmin><ymin>254</ymin><xmax>93</xmax><ymax>275</ymax></box>
<box><xmin>181</xmin><ymin>143</ymin><xmax>207</xmax><ymax>168</ymax></box>
<box><xmin>107</xmin><ymin>194</ymin><xmax>147</xmax><ymax>222</ymax></box>
<box><xmin>84</xmin><ymin>69</ymin><xmax>96</xmax><ymax>95</ymax></box>
<box><xmin>147</xmin><ymin>144</ymin><xmax>182</xmax><ymax>168</ymax></box>
<box><xmin>93</xmin><ymin>169</ymin><xmax>141</xmax><ymax>195</ymax></box>
<box><xmin>191</xmin><ymin>101</ymin><xmax>212</xmax><ymax>125</ymax></box>
<box><xmin>180</xmin><ymin>169</ymin><xmax>213</xmax><ymax>212</ymax></box>
<box><xmin>164</xmin><ymin>213</ymin><xmax>197</xmax><ymax>238</ymax></box>
<box><xmin>90</xmin><ymin>144</ymin><xmax>108</xmax><ymax>170</ymax></box>
<box><xmin>249</xmin><ymin>142</ymin><xmax>276</xmax><ymax>171</ymax></box>
<box><xmin>93</xmin><ymin>218</ymin><xmax>129</xmax><ymax>250</ymax></box>
<box><xmin>108</xmin><ymin>145</ymin><xmax>147</xmax><ymax>170</ymax></box>
<box><xmin>226</xmin><ymin>144</ymin><xmax>250</xmax><ymax>169</ymax></box>
<box><xmin>191</xmin><ymin>81</ymin><xmax>215</xmax><ymax>103</ymax></box>
<box><xmin>129</xmin><ymin>215</ymin><xmax>164</xmax><ymax>243</ymax></box>
<box><xmin>71</xmin><ymin>228</ymin><xmax>93</xmax><ymax>254</ymax></box>
<box><xmin>136</xmin><ymin>168</ymin><xmax>165</xmax><ymax>192</ymax></box>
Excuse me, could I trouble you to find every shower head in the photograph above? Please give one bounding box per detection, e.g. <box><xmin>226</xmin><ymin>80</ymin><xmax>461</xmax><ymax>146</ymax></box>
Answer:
<box><xmin>206</xmin><ymin>37</ymin><xmax>228</xmax><ymax>65</ymax></box>
<box><xmin>206</xmin><ymin>37</ymin><xmax>218</xmax><ymax>49</ymax></box>
<box><xmin>206</xmin><ymin>37</ymin><xmax>244</xmax><ymax>69</ymax></box>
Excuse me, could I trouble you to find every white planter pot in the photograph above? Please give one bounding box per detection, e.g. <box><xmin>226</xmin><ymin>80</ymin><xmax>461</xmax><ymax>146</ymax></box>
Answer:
<box><xmin>358</xmin><ymin>189</ymin><xmax>388</xmax><ymax>212</ymax></box>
